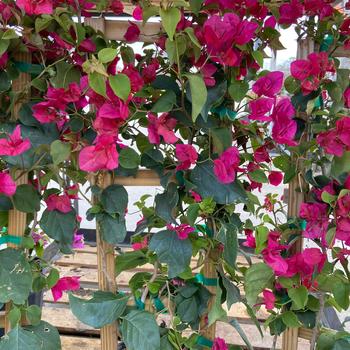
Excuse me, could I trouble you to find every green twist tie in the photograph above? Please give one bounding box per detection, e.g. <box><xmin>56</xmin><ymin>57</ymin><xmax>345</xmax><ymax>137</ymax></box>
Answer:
<box><xmin>134</xmin><ymin>297</ymin><xmax>145</xmax><ymax>310</ymax></box>
<box><xmin>152</xmin><ymin>296</ymin><xmax>166</xmax><ymax>312</ymax></box>
<box><xmin>195</xmin><ymin>273</ymin><xmax>217</xmax><ymax>286</ymax></box>
<box><xmin>320</xmin><ymin>34</ymin><xmax>334</xmax><ymax>52</ymax></box>
<box><xmin>1</xmin><ymin>227</ymin><xmax>7</xmax><ymax>234</ymax></box>
<box><xmin>196</xmin><ymin>335</ymin><xmax>213</xmax><ymax>348</ymax></box>
<box><xmin>300</xmin><ymin>220</ymin><xmax>307</xmax><ymax>230</ymax></box>
<box><xmin>14</xmin><ymin>61</ymin><xmax>44</xmax><ymax>75</ymax></box>
<box><xmin>0</xmin><ymin>235</ymin><xmax>22</xmax><ymax>245</ymax></box>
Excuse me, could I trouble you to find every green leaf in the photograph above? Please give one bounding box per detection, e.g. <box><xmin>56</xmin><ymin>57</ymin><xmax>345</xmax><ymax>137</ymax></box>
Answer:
<box><xmin>35</xmin><ymin>15</ymin><xmax>53</xmax><ymax>33</ymax></box>
<box><xmin>221</xmin><ymin>273</ymin><xmax>241</xmax><ymax>308</ymax></box>
<box><xmin>8</xmin><ymin>306</ymin><xmax>21</xmax><ymax>328</ymax></box>
<box><xmin>228</xmin><ymin>80</ymin><xmax>249</xmax><ymax>102</ymax></box>
<box><xmin>249</xmin><ymin>169</ymin><xmax>268</xmax><ymax>183</ymax></box>
<box><xmin>217</xmin><ymin>224</ymin><xmax>238</xmax><ymax>266</ymax></box>
<box><xmin>184</xmin><ymin>27</ymin><xmax>201</xmax><ymax>48</ymax></box>
<box><xmin>0</xmin><ymin>249</ymin><xmax>32</xmax><ymax>304</ymax></box>
<box><xmin>284</xmin><ymin>76</ymin><xmax>299</xmax><ymax>94</ymax></box>
<box><xmin>50</xmin><ymin>61</ymin><xmax>80</xmax><ymax>89</ymax></box>
<box><xmin>331</xmin><ymin>151</ymin><xmax>350</xmax><ymax>180</ymax></box>
<box><xmin>190</xmin><ymin>161</ymin><xmax>247</xmax><ymax>205</ymax></box>
<box><xmin>282</xmin><ymin>311</ymin><xmax>302</xmax><ymax>328</ymax></box>
<box><xmin>149</xmin><ymin>230</ymin><xmax>192</xmax><ymax>278</ymax></box>
<box><xmin>254</xmin><ymin>226</ymin><xmax>269</xmax><ymax>254</ymax></box>
<box><xmin>0</xmin><ymin>39</ymin><xmax>9</xmax><ymax>57</ymax></box>
<box><xmin>89</xmin><ymin>72</ymin><xmax>107</xmax><ymax>97</ymax></box>
<box><xmin>109</xmin><ymin>73</ymin><xmax>131</xmax><ymax>102</ymax></box>
<box><xmin>155</xmin><ymin>183</ymin><xmax>178</xmax><ymax>223</ymax></box>
<box><xmin>288</xmin><ymin>286</ymin><xmax>308</xmax><ymax>310</ymax></box>
<box><xmin>26</xmin><ymin>305</ymin><xmax>42</xmax><ymax>326</ymax></box>
<box><xmin>186</xmin><ymin>74</ymin><xmax>207</xmax><ymax>122</ymax></box>
<box><xmin>252</xmin><ymin>51</ymin><xmax>264</xmax><ymax>67</ymax></box>
<box><xmin>229</xmin><ymin>319</ymin><xmax>253</xmax><ymax>350</ymax></box>
<box><xmin>13</xmin><ymin>184</ymin><xmax>41</xmax><ymax>213</ymax></box>
<box><xmin>98</xmin><ymin>48</ymin><xmax>118</xmax><ymax>63</ymax></box>
<box><xmin>187</xmin><ymin>203</ymin><xmax>199</xmax><ymax>226</ymax></box>
<box><xmin>331</xmin><ymin>279</ymin><xmax>350</xmax><ymax>310</ymax></box>
<box><xmin>151</xmin><ymin>90</ymin><xmax>177</xmax><ymax>113</ymax></box>
<box><xmin>0</xmin><ymin>321</ymin><xmax>61</xmax><ymax>350</ymax></box>
<box><xmin>160</xmin><ymin>7</ymin><xmax>181</xmax><ymax>41</ymax></box>
<box><xmin>50</xmin><ymin>140</ymin><xmax>71</xmax><ymax>165</ymax></box>
<box><xmin>211</xmin><ymin>128</ymin><xmax>233</xmax><ymax>154</ymax></box>
<box><xmin>244</xmin><ymin>263</ymin><xmax>274</xmax><ymax>306</ymax></box>
<box><xmin>97</xmin><ymin>213</ymin><xmax>127</xmax><ymax>245</ymax></box>
<box><xmin>115</xmin><ymin>250</ymin><xmax>148</xmax><ymax>276</ymax></box>
<box><xmin>208</xmin><ymin>287</ymin><xmax>227</xmax><ymax>326</ymax></box>
<box><xmin>40</xmin><ymin>209</ymin><xmax>77</xmax><ymax>252</ymax></box>
<box><xmin>189</xmin><ymin>0</ymin><xmax>203</xmax><ymax>14</ymax></box>
<box><xmin>69</xmin><ymin>291</ymin><xmax>129</xmax><ymax>328</ymax></box>
<box><xmin>176</xmin><ymin>296</ymin><xmax>198</xmax><ymax>324</ymax></box>
<box><xmin>46</xmin><ymin>268</ymin><xmax>59</xmax><ymax>289</ymax></box>
<box><xmin>121</xmin><ymin>310</ymin><xmax>160</xmax><ymax>350</ymax></box>
<box><xmin>100</xmin><ymin>184</ymin><xmax>128</xmax><ymax>215</ymax></box>
<box><xmin>0</xmin><ymin>71</ymin><xmax>11</xmax><ymax>91</ymax></box>
<box><xmin>119</xmin><ymin>147</ymin><xmax>140</xmax><ymax>169</ymax></box>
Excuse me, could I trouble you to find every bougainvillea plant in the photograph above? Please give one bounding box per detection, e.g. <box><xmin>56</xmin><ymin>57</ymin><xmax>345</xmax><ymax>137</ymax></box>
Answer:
<box><xmin>0</xmin><ymin>0</ymin><xmax>350</xmax><ymax>348</ymax></box>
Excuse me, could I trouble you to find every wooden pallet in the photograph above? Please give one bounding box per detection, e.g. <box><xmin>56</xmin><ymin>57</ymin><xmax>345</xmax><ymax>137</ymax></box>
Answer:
<box><xmin>41</xmin><ymin>245</ymin><xmax>312</xmax><ymax>350</ymax></box>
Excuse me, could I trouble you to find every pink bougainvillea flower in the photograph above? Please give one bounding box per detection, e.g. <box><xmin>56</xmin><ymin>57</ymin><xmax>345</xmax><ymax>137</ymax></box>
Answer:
<box><xmin>79</xmin><ymin>135</ymin><xmax>119</xmax><ymax>172</ymax></box>
<box><xmin>262</xmin><ymin>289</ymin><xmax>275</xmax><ymax>310</ymax></box>
<box><xmin>0</xmin><ymin>125</ymin><xmax>31</xmax><ymax>156</ymax></box>
<box><xmin>272</xmin><ymin>115</ymin><xmax>297</xmax><ymax>146</ymax></box>
<box><xmin>16</xmin><ymin>0</ymin><xmax>53</xmax><ymax>15</ymax></box>
<box><xmin>0</xmin><ymin>52</ymin><xmax>8</xmax><ymax>70</ymax></box>
<box><xmin>65</xmin><ymin>184</ymin><xmax>79</xmax><ymax>200</ymax></box>
<box><xmin>317</xmin><ymin>117</ymin><xmax>350</xmax><ymax>157</ymax></box>
<box><xmin>147</xmin><ymin>113</ymin><xmax>178</xmax><ymax>145</ymax></box>
<box><xmin>97</xmin><ymin>100</ymin><xmax>129</xmax><ymax>120</ymax></box>
<box><xmin>252</xmin><ymin>71</ymin><xmax>284</xmax><ymax>97</ymax></box>
<box><xmin>133</xmin><ymin>5</ymin><xmax>143</xmax><ymax>20</ymax></box>
<box><xmin>51</xmin><ymin>276</ymin><xmax>80</xmax><ymax>302</ymax></box>
<box><xmin>167</xmin><ymin>224</ymin><xmax>194</xmax><ymax>240</ymax></box>
<box><xmin>268</xmin><ymin>171</ymin><xmax>283</xmax><ymax>186</ymax></box>
<box><xmin>78</xmin><ymin>38</ymin><xmax>96</xmax><ymax>52</ymax></box>
<box><xmin>212</xmin><ymin>337</ymin><xmax>228</xmax><ymax>350</ymax></box>
<box><xmin>132</xmin><ymin>237</ymin><xmax>148</xmax><ymax>250</ymax></box>
<box><xmin>175</xmin><ymin>144</ymin><xmax>198</xmax><ymax>170</ymax></box>
<box><xmin>299</xmin><ymin>202</ymin><xmax>329</xmax><ymax>243</ymax></box>
<box><xmin>254</xmin><ymin>145</ymin><xmax>270</xmax><ymax>163</ymax></box>
<box><xmin>248</xmin><ymin>97</ymin><xmax>274</xmax><ymax>121</ymax></box>
<box><xmin>213</xmin><ymin>146</ymin><xmax>240</xmax><ymax>184</ymax></box>
<box><xmin>190</xmin><ymin>190</ymin><xmax>202</xmax><ymax>202</ymax></box>
<box><xmin>124</xmin><ymin>22</ymin><xmax>140</xmax><ymax>42</ymax></box>
<box><xmin>122</xmin><ymin>65</ymin><xmax>144</xmax><ymax>92</ymax></box>
<box><xmin>0</xmin><ymin>172</ymin><xmax>16</xmax><ymax>196</ymax></box>
<box><xmin>73</xmin><ymin>232</ymin><xmax>85</xmax><ymax>249</ymax></box>
<box><xmin>243</xmin><ymin>229</ymin><xmax>256</xmax><ymax>248</ymax></box>
<box><xmin>32</xmin><ymin>101</ymin><xmax>67</xmax><ymax>124</ymax></box>
<box><xmin>201</xmin><ymin>63</ymin><xmax>217</xmax><ymax>87</ymax></box>
<box><xmin>45</xmin><ymin>193</ymin><xmax>72</xmax><ymax>213</ymax></box>
<box><xmin>291</xmin><ymin>59</ymin><xmax>313</xmax><ymax>81</ymax></box>
<box><xmin>110</xmin><ymin>0</ymin><xmax>123</xmax><ymax>14</ymax></box>
<box><xmin>344</xmin><ymin>87</ymin><xmax>350</xmax><ymax>108</ymax></box>
<box><xmin>278</xmin><ymin>0</ymin><xmax>304</xmax><ymax>25</ymax></box>
<box><xmin>142</xmin><ymin>59</ymin><xmax>160</xmax><ymax>84</ymax></box>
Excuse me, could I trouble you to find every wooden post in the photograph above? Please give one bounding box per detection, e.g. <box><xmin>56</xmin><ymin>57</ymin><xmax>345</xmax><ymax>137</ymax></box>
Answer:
<box><xmin>94</xmin><ymin>173</ymin><xmax>118</xmax><ymax>350</ymax></box>
<box><xmin>85</xmin><ymin>17</ymin><xmax>118</xmax><ymax>349</ymax></box>
<box><xmin>4</xmin><ymin>52</ymin><xmax>31</xmax><ymax>332</ymax></box>
<box><xmin>281</xmin><ymin>38</ymin><xmax>314</xmax><ymax>350</ymax></box>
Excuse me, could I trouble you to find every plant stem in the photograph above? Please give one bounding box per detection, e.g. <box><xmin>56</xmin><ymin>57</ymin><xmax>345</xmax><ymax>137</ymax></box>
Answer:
<box><xmin>310</xmin><ymin>292</ymin><xmax>325</xmax><ymax>350</ymax></box>
<box><xmin>141</xmin><ymin>261</ymin><xmax>159</xmax><ymax>304</ymax></box>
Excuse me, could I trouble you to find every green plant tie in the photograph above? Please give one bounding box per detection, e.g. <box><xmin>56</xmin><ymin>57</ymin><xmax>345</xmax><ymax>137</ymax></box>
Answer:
<box><xmin>196</xmin><ymin>335</ymin><xmax>213</xmax><ymax>348</ymax></box>
<box><xmin>300</xmin><ymin>220</ymin><xmax>307</xmax><ymax>230</ymax></box>
<box><xmin>1</xmin><ymin>227</ymin><xmax>7</xmax><ymax>234</ymax></box>
<box><xmin>0</xmin><ymin>235</ymin><xmax>22</xmax><ymax>245</ymax></box>
<box><xmin>152</xmin><ymin>296</ymin><xmax>166</xmax><ymax>312</ymax></box>
<box><xmin>134</xmin><ymin>297</ymin><xmax>145</xmax><ymax>310</ymax></box>
<box><xmin>14</xmin><ymin>61</ymin><xmax>44</xmax><ymax>75</ymax></box>
<box><xmin>195</xmin><ymin>273</ymin><xmax>217</xmax><ymax>286</ymax></box>
<box><xmin>320</xmin><ymin>34</ymin><xmax>334</xmax><ymax>52</ymax></box>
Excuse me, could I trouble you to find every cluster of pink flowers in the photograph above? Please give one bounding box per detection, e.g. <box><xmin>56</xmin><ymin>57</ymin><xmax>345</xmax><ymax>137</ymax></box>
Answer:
<box><xmin>213</xmin><ymin>146</ymin><xmax>240</xmax><ymax>184</ymax></box>
<box><xmin>167</xmin><ymin>223</ymin><xmax>195</xmax><ymax>240</ymax></box>
<box><xmin>51</xmin><ymin>276</ymin><xmax>80</xmax><ymax>302</ymax></box>
<box><xmin>316</xmin><ymin>117</ymin><xmax>350</xmax><ymax>157</ymax></box>
<box><xmin>175</xmin><ymin>144</ymin><xmax>198</xmax><ymax>170</ymax></box>
<box><xmin>291</xmin><ymin>52</ymin><xmax>335</xmax><ymax>95</ymax></box>
<box><xmin>0</xmin><ymin>125</ymin><xmax>31</xmax><ymax>157</ymax></box>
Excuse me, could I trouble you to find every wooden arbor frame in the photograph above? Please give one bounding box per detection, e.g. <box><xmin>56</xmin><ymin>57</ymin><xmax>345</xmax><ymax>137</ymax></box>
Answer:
<box><xmin>1</xmin><ymin>8</ymin><xmax>347</xmax><ymax>350</ymax></box>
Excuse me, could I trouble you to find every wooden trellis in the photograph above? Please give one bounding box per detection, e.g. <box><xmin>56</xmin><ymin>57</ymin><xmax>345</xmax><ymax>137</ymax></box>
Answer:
<box><xmin>2</xmin><ymin>8</ymin><xmax>347</xmax><ymax>350</ymax></box>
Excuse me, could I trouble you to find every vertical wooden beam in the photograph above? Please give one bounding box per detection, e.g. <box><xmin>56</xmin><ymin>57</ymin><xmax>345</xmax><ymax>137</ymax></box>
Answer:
<box><xmin>85</xmin><ymin>17</ymin><xmax>118</xmax><ymax>349</ymax></box>
<box><xmin>282</xmin><ymin>38</ymin><xmax>313</xmax><ymax>350</ymax></box>
<box><xmin>4</xmin><ymin>52</ymin><xmax>31</xmax><ymax>332</ymax></box>
<box><xmin>94</xmin><ymin>173</ymin><xmax>118</xmax><ymax>350</ymax></box>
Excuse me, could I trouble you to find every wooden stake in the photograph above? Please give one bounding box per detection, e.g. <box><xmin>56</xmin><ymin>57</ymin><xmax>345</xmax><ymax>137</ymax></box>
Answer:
<box><xmin>4</xmin><ymin>51</ymin><xmax>31</xmax><ymax>332</ymax></box>
<box><xmin>282</xmin><ymin>38</ymin><xmax>313</xmax><ymax>350</ymax></box>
